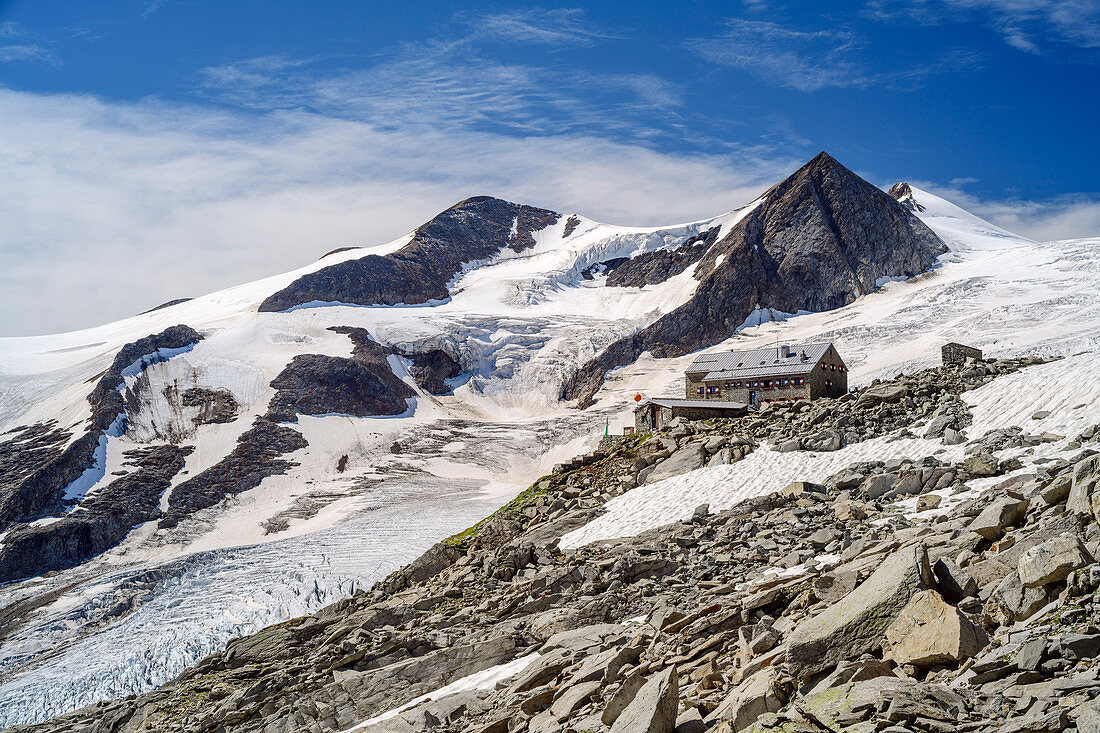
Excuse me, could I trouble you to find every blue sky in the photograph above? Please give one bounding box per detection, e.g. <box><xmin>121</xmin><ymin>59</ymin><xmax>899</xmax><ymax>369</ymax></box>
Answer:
<box><xmin>0</xmin><ymin>0</ymin><xmax>1097</xmax><ymax>335</ymax></box>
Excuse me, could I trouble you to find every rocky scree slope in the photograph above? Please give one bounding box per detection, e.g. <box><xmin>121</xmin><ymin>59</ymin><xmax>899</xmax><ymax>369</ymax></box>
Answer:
<box><xmin>563</xmin><ymin>152</ymin><xmax>945</xmax><ymax>407</ymax></box>
<box><xmin>22</xmin><ymin>355</ymin><xmax>1100</xmax><ymax>733</ymax></box>
<box><xmin>258</xmin><ymin>197</ymin><xmax>561</xmax><ymax>312</ymax></box>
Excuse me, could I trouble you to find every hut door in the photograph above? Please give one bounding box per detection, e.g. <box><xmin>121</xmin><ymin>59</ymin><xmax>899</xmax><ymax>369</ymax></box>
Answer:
<box><xmin>749</xmin><ymin>390</ymin><xmax>756</xmax><ymax>405</ymax></box>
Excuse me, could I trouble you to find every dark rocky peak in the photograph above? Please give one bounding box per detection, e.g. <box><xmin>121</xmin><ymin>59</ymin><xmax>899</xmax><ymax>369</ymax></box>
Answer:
<box><xmin>888</xmin><ymin>182</ymin><xmax>926</xmax><ymax>212</ymax></box>
<box><xmin>258</xmin><ymin>196</ymin><xmax>559</xmax><ymax>312</ymax></box>
<box><xmin>564</xmin><ymin>153</ymin><xmax>946</xmax><ymax>406</ymax></box>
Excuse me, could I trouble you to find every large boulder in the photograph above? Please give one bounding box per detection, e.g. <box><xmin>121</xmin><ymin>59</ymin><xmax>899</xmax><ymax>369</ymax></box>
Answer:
<box><xmin>1017</xmin><ymin>532</ymin><xmax>1093</xmax><ymax>588</ymax></box>
<box><xmin>1068</xmin><ymin>456</ymin><xmax>1100</xmax><ymax>519</ymax></box>
<box><xmin>856</xmin><ymin>383</ymin><xmax>908</xmax><ymax>408</ymax></box>
<box><xmin>786</xmin><ymin>544</ymin><xmax>935</xmax><ymax>679</ymax></box>
<box><xmin>609</xmin><ymin>666</ymin><xmax>679</xmax><ymax>733</ymax></box>
<box><xmin>986</xmin><ymin>571</ymin><xmax>1050</xmax><ymax>624</ymax></box>
<box><xmin>645</xmin><ymin>443</ymin><xmax>707</xmax><ymax>484</ymax></box>
<box><xmin>884</xmin><ymin>589</ymin><xmax>988</xmax><ymax>668</ymax></box>
<box><xmin>724</xmin><ymin>667</ymin><xmax>787</xmax><ymax>732</ymax></box>
<box><xmin>968</xmin><ymin>496</ymin><xmax>1029</xmax><ymax>540</ymax></box>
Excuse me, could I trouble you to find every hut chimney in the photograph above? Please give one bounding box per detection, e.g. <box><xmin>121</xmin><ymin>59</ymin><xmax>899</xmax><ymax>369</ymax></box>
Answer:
<box><xmin>779</xmin><ymin>344</ymin><xmax>791</xmax><ymax>358</ymax></box>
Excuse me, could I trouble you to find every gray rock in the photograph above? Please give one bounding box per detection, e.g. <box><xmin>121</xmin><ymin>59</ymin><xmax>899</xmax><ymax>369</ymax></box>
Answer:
<box><xmin>725</xmin><ymin>666</ymin><xmax>786</xmax><ymax>731</ymax></box>
<box><xmin>786</xmin><ymin>543</ymin><xmax>935</xmax><ymax>679</ymax></box>
<box><xmin>510</xmin><ymin>649</ymin><xmax>572</xmax><ymax>692</ymax></box>
<box><xmin>571</xmin><ymin>645</ymin><xmax>641</xmax><ymax>685</ymax></box>
<box><xmin>925</xmin><ymin>413</ymin><xmax>955</xmax><ymax>439</ymax></box>
<box><xmin>645</xmin><ymin>443</ymin><xmax>707</xmax><ymax>484</ymax></box>
<box><xmin>916</xmin><ymin>493</ymin><xmax>942</xmax><ymax>511</ymax></box>
<box><xmin>673</xmin><ymin>707</ymin><xmax>706</xmax><ymax>733</ymax></box>
<box><xmin>1017</xmin><ymin>532</ymin><xmax>1093</xmax><ymax>587</ymax></box>
<box><xmin>609</xmin><ymin>666</ymin><xmax>679</xmax><ymax>733</ymax></box>
<box><xmin>969</xmin><ymin>496</ymin><xmax>1029</xmax><ymax>540</ymax></box>
<box><xmin>962</xmin><ymin>453</ymin><xmax>1000</xmax><ymax>477</ymax></box>
<box><xmin>1015</xmin><ymin>638</ymin><xmax>1047</xmax><ymax>671</ymax></box>
<box><xmin>602</xmin><ymin>672</ymin><xmax>648</xmax><ymax>727</ymax></box>
<box><xmin>808</xmin><ymin>655</ymin><xmax>894</xmax><ymax>693</ymax></box>
<box><xmin>1039</xmin><ymin>474</ymin><xmax>1072</xmax><ymax>506</ymax></box>
<box><xmin>883</xmin><ymin>589</ymin><xmax>988</xmax><ymax>668</ymax></box>
<box><xmin>987</xmin><ymin>571</ymin><xmax>1049</xmax><ymax>623</ymax></box>
<box><xmin>943</xmin><ymin>427</ymin><xmax>967</xmax><ymax>445</ymax></box>
<box><xmin>1056</xmin><ymin>633</ymin><xmax>1100</xmax><ymax>660</ymax></box>
<box><xmin>933</xmin><ymin>558</ymin><xmax>978</xmax><ymax>603</ymax></box>
<box><xmin>550</xmin><ymin>679</ymin><xmax>601</xmax><ymax>721</ymax></box>
<box><xmin>862</xmin><ymin>473</ymin><xmax>897</xmax><ymax>499</ymax></box>
<box><xmin>858</xmin><ymin>383</ymin><xmax>908</xmax><ymax>407</ymax></box>
<box><xmin>540</xmin><ymin>624</ymin><xmax>628</xmax><ymax>654</ymax></box>
<box><xmin>1075</xmin><ymin>701</ymin><xmax>1100</xmax><ymax>733</ymax></box>
<box><xmin>1068</xmin><ymin>455</ymin><xmax>1100</xmax><ymax>518</ymax></box>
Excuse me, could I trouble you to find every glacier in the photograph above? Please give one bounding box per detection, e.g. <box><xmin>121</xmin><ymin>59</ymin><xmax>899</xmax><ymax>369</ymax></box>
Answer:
<box><xmin>0</xmin><ymin>185</ymin><xmax>1098</xmax><ymax>726</ymax></box>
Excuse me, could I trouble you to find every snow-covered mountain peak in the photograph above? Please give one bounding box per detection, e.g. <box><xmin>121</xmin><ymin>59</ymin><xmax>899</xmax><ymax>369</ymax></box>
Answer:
<box><xmin>891</xmin><ymin>182</ymin><xmax>1033</xmax><ymax>251</ymax></box>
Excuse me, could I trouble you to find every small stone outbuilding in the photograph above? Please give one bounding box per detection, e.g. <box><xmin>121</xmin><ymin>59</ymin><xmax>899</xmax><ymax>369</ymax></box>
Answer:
<box><xmin>634</xmin><ymin>398</ymin><xmax>751</xmax><ymax>432</ymax></box>
<box><xmin>942</xmin><ymin>342</ymin><xmax>983</xmax><ymax>365</ymax></box>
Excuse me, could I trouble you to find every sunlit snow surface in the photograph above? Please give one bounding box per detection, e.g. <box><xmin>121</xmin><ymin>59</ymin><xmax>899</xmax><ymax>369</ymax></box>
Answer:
<box><xmin>0</xmin><ymin>189</ymin><xmax>1098</xmax><ymax>724</ymax></box>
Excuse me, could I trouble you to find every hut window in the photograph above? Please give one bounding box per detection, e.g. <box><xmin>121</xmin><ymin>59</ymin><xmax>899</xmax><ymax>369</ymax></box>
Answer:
<box><xmin>696</xmin><ymin>386</ymin><xmax>704</xmax><ymax>395</ymax></box>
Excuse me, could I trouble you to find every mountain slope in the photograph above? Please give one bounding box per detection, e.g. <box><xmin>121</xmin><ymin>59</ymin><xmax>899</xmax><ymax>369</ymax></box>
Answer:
<box><xmin>258</xmin><ymin>197</ymin><xmax>561</xmax><ymax>312</ymax></box>
<box><xmin>563</xmin><ymin>152</ymin><xmax>945</xmax><ymax>406</ymax></box>
<box><xmin>1</xmin><ymin>155</ymin><xmax>1077</xmax><ymax>727</ymax></box>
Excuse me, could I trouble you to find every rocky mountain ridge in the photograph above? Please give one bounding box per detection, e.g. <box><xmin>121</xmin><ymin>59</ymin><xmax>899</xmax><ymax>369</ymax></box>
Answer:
<box><xmin>563</xmin><ymin>153</ymin><xmax>945</xmax><ymax>406</ymax></box>
<box><xmin>258</xmin><ymin>197</ymin><xmax>561</xmax><ymax>313</ymax></box>
<box><xmin>20</xmin><ymin>354</ymin><xmax>1100</xmax><ymax>733</ymax></box>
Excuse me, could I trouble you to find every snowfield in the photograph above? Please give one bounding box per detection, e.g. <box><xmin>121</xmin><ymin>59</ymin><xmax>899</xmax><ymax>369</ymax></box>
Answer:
<box><xmin>0</xmin><ymin>186</ymin><xmax>1098</xmax><ymax>725</ymax></box>
<box><xmin>562</xmin><ymin>350</ymin><xmax>1100</xmax><ymax>549</ymax></box>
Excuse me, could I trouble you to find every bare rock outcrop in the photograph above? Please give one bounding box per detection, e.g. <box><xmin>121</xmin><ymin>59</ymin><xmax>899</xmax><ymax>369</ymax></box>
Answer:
<box><xmin>563</xmin><ymin>152</ymin><xmax>945</xmax><ymax>407</ymax></box>
<box><xmin>258</xmin><ymin>197</ymin><xmax>560</xmax><ymax>312</ymax></box>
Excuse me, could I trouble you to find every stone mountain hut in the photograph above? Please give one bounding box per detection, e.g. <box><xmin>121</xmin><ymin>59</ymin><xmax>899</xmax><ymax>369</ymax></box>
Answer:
<box><xmin>684</xmin><ymin>342</ymin><xmax>848</xmax><ymax>406</ymax></box>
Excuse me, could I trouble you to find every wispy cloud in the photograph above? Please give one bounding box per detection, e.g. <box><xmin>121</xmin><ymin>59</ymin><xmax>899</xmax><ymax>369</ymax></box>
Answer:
<box><xmin>686</xmin><ymin>19</ymin><xmax>865</xmax><ymax>91</ymax></box>
<box><xmin>909</xmin><ymin>178</ymin><xmax>1100</xmax><ymax>241</ymax></box>
<box><xmin>197</xmin><ymin>39</ymin><xmax>687</xmax><ymax>144</ymax></box>
<box><xmin>0</xmin><ymin>21</ymin><xmax>60</xmax><ymax>66</ymax></box>
<box><xmin>868</xmin><ymin>0</ymin><xmax>1100</xmax><ymax>57</ymax></box>
<box><xmin>0</xmin><ymin>87</ymin><xmax>795</xmax><ymax>337</ymax></box>
<box><xmin>686</xmin><ymin>18</ymin><xmax>981</xmax><ymax>91</ymax></box>
<box><xmin>457</xmin><ymin>8</ymin><xmax>616</xmax><ymax>46</ymax></box>
<box><xmin>952</xmin><ymin>0</ymin><xmax>1100</xmax><ymax>53</ymax></box>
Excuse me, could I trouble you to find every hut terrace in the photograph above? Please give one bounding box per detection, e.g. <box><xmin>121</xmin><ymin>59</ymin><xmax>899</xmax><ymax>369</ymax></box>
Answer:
<box><xmin>684</xmin><ymin>342</ymin><xmax>847</xmax><ymax>406</ymax></box>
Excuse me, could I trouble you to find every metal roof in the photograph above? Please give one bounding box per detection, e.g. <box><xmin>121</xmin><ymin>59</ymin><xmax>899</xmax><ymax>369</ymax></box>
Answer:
<box><xmin>686</xmin><ymin>342</ymin><xmax>835</xmax><ymax>381</ymax></box>
<box><xmin>639</xmin><ymin>398</ymin><xmax>751</xmax><ymax>410</ymax></box>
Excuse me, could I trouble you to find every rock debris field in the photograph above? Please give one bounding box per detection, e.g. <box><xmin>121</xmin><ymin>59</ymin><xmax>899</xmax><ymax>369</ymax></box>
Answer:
<box><xmin>18</xmin><ymin>351</ymin><xmax>1100</xmax><ymax>733</ymax></box>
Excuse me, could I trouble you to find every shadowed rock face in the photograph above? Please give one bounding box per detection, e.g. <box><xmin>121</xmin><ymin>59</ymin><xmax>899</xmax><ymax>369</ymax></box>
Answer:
<box><xmin>0</xmin><ymin>445</ymin><xmax>193</xmax><ymax>582</ymax></box>
<box><xmin>258</xmin><ymin>196</ymin><xmax>560</xmax><ymax>312</ymax></box>
<box><xmin>331</xmin><ymin>325</ymin><xmax>462</xmax><ymax>396</ymax></box>
<box><xmin>888</xmin><ymin>182</ymin><xmax>926</xmax><ymax>212</ymax></box>
<box><xmin>160</xmin><ymin>419</ymin><xmax>307</xmax><ymax>528</ymax></box>
<box><xmin>157</xmin><ymin>325</ymin><xmax>444</xmax><ymax>529</ymax></box>
<box><xmin>604</xmin><ymin>226</ymin><xmax>720</xmax><ymax>288</ymax></box>
<box><xmin>400</xmin><ymin>348</ymin><xmax>462</xmax><ymax>395</ymax></box>
<box><xmin>562</xmin><ymin>153</ymin><xmax>946</xmax><ymax>406</ymax></box>
<box><xmin>0</xmin><ymin>325</ymin><xmax>202</xmax><ymax>531</ymax></box>
<box><xmin>265</xmin><ymin>355</ymin><xmax>414</xmax><ymax>423</ymax></box>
